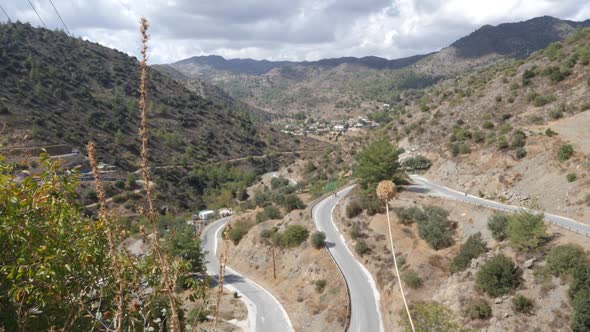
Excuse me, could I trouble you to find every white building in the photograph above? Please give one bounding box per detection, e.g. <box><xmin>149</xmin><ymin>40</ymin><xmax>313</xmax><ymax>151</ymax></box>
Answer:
<box><xmin>219</xmin><ymin>208</ymin><xmax>233</xmax><ymax>217</ymax></box>
<box><xmin>333</xmin><ymin>125</ymin><xmax>346</xmax><ymax>132</ymax></box>
<box><xmin>198</xmin><ymin>210</ymin><xmax>215</xmax><ymax>220</ymax></box>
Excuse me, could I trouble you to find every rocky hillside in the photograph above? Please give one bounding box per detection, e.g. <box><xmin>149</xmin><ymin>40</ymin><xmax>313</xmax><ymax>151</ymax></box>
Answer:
<box><xmin>452</xmin><ymin>16</ymin><xmax>590</xmax><ymax>58</ymax></box>
<box><xmin>0</xmin><ymin>22</ymin><xmax>308</xmax><ymax>170</ymax></box>
<box><xmin>382</xmin><ymin>27</ymin><xmax>590</xmax><ymax>222</ymax></box>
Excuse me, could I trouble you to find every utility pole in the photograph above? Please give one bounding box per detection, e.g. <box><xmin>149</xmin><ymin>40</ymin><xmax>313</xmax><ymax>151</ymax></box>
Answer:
<box><xmin>272</xmin><ymin>244</ymin><xmax>276</xmax><ymax>279</ymax></box>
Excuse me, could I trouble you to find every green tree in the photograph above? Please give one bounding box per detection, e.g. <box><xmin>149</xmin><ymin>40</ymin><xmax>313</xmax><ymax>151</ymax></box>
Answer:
<box><xmin>572</xmin><ymin>289</ymin><xmax>590</xmax><ymax>332</ymax></box>
<box><xmin>466</xmin><ymin>298</ymin><xmax>492</xmax><ymax>320</ymax></box>
<box><xmin>281</xmin><ymin>194</ymin><xmax>305</xmax><ymax>212</ymax></box>
<box><xmin>487</xmin><ymin>213</ymin><xmax>509</xmax><ymax>241</ymax></box>
<box><xmin>512</xmin><ymin>294</ymin><xmax>534</xmax><ymax>314</ymax></box>
<box><xmin>546</xmin><ymin>244</ymin><xmax>587</xmax><ymax>277</ymax></box>
<box><xmin>476</xmin><ymin>255</ymin><xmax>521</xmax><ymax>297</ymax></box>
<box><xmin>167</xmin><ymin>224</ymin><xmax>206</xmax><ymax>275</ymax></box>
<box><xmin>311</xmin><ymin>231</ymin><xmax>327</xmax><ymax>249</ymax></box>
<box><xmin>416</xmin><ymin>207</ymin><xmax>455</xmax><ymax>250</ymax></box>
<box><xmin>505</xmin><ymin>212</ymin><xmax>548</xmax><ymax>251</ymax></box>
<box><xmin>557</xmin><ymin>144</ymin><xmax>574</xmax><ymax>161</ymax></box>
<box><xmin>114</xmin><ymin>128</ymin><xmax>124</xmax><ymax>146</ymax></box>
<box><xmin>355</xmin><ymin>139</ymin><xmax>401</xmax><ymax>188</ymax></box>
<box><xmin>450</xmin><ymin>233</ymin><xmax>488</xmax><ymax>273</ymax></box>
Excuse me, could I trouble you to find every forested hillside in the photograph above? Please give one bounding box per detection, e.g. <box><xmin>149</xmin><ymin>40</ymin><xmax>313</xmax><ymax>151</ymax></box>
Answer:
<box><xmin>0</xmin><ymin>22</ymin><xmax>303</xmax><ymax>170</ymax></box>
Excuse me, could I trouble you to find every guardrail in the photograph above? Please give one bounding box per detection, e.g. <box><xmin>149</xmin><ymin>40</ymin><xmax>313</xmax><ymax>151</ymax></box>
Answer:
<box><xmin>435</xmin><ymin>194</ymin><xmax>590</xmax><ymax>237</ymax></box>
<box><xmin>308</xmin><ymin>184</ymin><xmax>355</xmax><ymax>332</ymax></box>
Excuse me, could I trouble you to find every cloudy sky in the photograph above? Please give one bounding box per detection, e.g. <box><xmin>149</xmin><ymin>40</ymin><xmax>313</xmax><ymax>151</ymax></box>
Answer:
<box><xmin>1</xmin><ymin>0</ymin><xmax>589</xmax><ymax>63</ymax></box>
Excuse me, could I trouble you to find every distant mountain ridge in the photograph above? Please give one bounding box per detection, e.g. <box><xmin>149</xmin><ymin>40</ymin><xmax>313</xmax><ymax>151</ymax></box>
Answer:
<box><xmin>173</xmin><ymin>16</ymin><xmax>590</xmax><ymax>77</ymax></box>
<box><xmin>451</xmin><ymin>16</ymin><xmax>590</xmax><ymax>58</ymax></box>
<box><xmin>173</xmin><ymin>53</ymin><xmax>430</xmax><ymax>75</ymax></box>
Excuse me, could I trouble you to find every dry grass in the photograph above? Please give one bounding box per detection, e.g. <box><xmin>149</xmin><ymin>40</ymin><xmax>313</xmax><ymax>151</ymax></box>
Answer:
<box><xmin>87</xmin><ymin>141</ymin><xmax>126</xmax><ymax>331</ymax></box>
<box><xmin>136</xmin><ymin>17</ymin><xmax>183</xmax><ymax>331</ymax></box>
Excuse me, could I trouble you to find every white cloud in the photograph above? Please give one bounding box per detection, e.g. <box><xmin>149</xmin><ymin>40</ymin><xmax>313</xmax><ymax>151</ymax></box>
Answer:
<box><xmin>1</xmin><ymin>0</ymin><xmax>589</xmax><ymax>63</ymax></box>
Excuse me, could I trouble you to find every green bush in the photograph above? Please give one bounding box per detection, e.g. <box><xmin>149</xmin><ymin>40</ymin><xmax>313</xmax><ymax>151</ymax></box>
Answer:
<box><xmin>510</xmin><ymin>130</ymin><xmax>526</xmax><ymax>149</ymax></box>
<box><xmin>515</xmin><ymin>147</ymin><xmax>527</xmax><ymax>159</ymax></box>
<box><xmin>466</xmin><ymin>298</ymin><xmax>492</xmax><ymax>320</ymax></box>
<box><xmin>314</xmin><ymin>279</ymin><xmax>327</xmax><ymax>293</ymax></box>
<box><xmin>355</xmin><ymin>240</ymin><xmax>370</xmax><ymax>256</ymax></box>
<box><xmin>522</xmin><ymin>69</ymin><xmax>535</xmax><ymax>85</ymax></box>
<box><xmin>487</xmin><ymin>213</ymin><xmax>509</xmax><ymax>241</ymax></box>
<box><xmin>496</xmin><ymin>136</ymin><xmax>509</xmax><ymax>150</ymax></box>
<box><xmin>557</xmin><ymin>144</ymin><xmax>574</xmax><ymax>161</ymax></box>
<box><xmin>114</xmin><ymin>180</ymin><xmax>125</xmax><ymax>189</ymax></box>
<box><xmin>359</xmin><ymin>191</ymin><xmax>385</xmax><ymax>216</ymax></box>
<box><xmin>311</xmin><ymin>231</ymin><xmax>327</xmax><ymax>249</ymax></box>
<box><xmin>228</xmin><ymin>219</ymin><xmax>255</xmax><ymax>245</ymax></box>
<box><xmin>270</xmin><ymin>177</ymin><xmax>289</xmax><ymax>190</ymax></box>
<box><xmin>450</xmin><ymin>233</ymin><xmax>488</xmax><ymax>273</ymax></box>
<box><xmin>482</xmin><ymin>121</ymin><xmax>495</xmax><ymax>129</ymax></box>
<box><xmin>567</xmin><ymin>173</ymin><xmax>577</xmax><ymax>182</ymax></box>
<box><xmin>400</xmin><ymin>302</ymin><xmax>467</xmax><ymax>332</ymax></box>
<box><xmin>396</xmin><ymin>207</ymin><xmax>426</xmax><ymax>225</ymax></box>
<box><xmin>416</xmin><ymin>206</ymin><xmax>455</xmax><ymax>250</ymax></box>
<box><xmin>546</xmin><ymin>244</ymin><xmax>587</xmax><ymax>277</ymax></box>
<box><xmin>402</xmin><ymin>270</ymin><xmax>423</xmax><ymax>289</ymax></box>
<box><xmin>281</xmin><ymin>194</ymin><xmax>305</xmax><ymax>212</ymax></box>
<box><xmin>506</xmin><ymin>212</ymin><xmax>548</xmax><ymax>251</ymax></box>
<box><xmin>401</xmin><ymin>155</ymin><xmax>432</xmax><ymax>171</ymax></box>
<box><xmin>304</xmin><ymin>161</ymin><xmax>317</xmax><ymax>173</ymax></box>
<box><xmin>572</xmin><ymin>289</ymin><xmax>590</xmax><ymax>332</ymax></box>
<box><xmin>346</xmin><ymin>200</ymin><xmax>363</xmax><ymax>218</ymax></box>
<box><xmin>276</xmin><ymin>225</ymin><xmax>309</xmax><ymax>247</ymax></box>
<box><xmin>512</xmin><ymin>294</ymin><xmax>534</xmax><ymax>314</ymax></box>
<box><xmin>533</xmin><ymin>94</ymin><xmax>557</xmax><ymax>107</ymax></box>
<box><xmin>570</xmin><ymin>262</ymin><xmax>590</xmax><ymax>300</ymax></box>
<box><xmin>545</xmin><ymin>128</ymin><xmax>558</xmax><ymax>137</ymax></box>
<box><xmin>476</xmin><ymin>254</ymin><xmax>521</xmax><ymax>297</ymax></box>
<box><xmin>255</xmin><ymin>205</ymin><xmax>282</xmax><ymax>223</ymax></box>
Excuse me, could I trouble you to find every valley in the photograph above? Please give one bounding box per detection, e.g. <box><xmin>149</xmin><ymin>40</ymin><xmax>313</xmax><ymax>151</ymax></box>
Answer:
<box><xmin>2</xmin><ymin>11</ymin><xmax>590</xmax><ymax>332</ymax></box>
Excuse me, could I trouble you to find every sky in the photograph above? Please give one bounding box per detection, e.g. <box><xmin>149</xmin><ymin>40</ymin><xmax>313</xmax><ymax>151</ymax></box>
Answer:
<box><xmin>1</xmin><ymin>0</ymin><xmax>589</xmax><ymax>64</ymax></box>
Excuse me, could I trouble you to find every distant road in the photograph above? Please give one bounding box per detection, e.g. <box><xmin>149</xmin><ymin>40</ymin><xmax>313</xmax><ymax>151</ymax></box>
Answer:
<box><xmin>312</xmin><ymin>186</ymin><xmax>384</xmax><ymax>332</ymax></box>
<box><xmin>409</xmin><ymin>175</ymin><xmax>590</xmax><ymax>236</ymax></box>
<box><xmin>201</xmin><ymin>217</ymin><xmax>293</xmax><ymax>332</ymax></box>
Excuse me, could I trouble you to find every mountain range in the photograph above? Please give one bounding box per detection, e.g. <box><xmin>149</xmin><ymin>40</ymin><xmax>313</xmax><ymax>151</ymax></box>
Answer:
<box><xmin>167</xmin><ymin>16</ymin><xmax>590</xmax><ymax>118</ymax></box>
<box><xmin>171</xmin><ymin>16</ymin><xmax>590</xmax><ymax>77</ymax></box>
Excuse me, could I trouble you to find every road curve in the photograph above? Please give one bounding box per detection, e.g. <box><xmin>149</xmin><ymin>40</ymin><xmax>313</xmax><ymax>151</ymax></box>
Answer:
<box><xmin>201</xmin><ymin>217</ymin><xmax>293</xmax><ymax>332</ymax></box>
<box><xmin>312</xmin><ymin>186</ymin><xmax>385</xmax><ymax>332</ymax></box>
<box><xmin>409</xmin><ymin>175</ymin><xmax>590</xmax><ymax>236</ymax></box>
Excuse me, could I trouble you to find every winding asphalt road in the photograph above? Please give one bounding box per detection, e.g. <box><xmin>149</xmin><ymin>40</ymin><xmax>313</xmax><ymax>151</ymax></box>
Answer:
<box><xmin>409</xmin><ymin>175</ymin><xmax>590</xmax><ymax>236</ymax></box>
<box><xmin>201</xmin><ymin>217</ymin><xmax>293</xmax><ymax>332</ymax></box>
<box><xmin>312</xmin><ymin>186</ymin><xmax>385</xmax><ymax>332</ymax></box>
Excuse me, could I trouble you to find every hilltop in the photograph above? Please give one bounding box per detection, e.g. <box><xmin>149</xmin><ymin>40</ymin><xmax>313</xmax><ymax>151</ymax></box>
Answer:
<box><xmin>379</xmin><ymin>27</ymin><xmax>590</xmax><ymax>221</ymax></box>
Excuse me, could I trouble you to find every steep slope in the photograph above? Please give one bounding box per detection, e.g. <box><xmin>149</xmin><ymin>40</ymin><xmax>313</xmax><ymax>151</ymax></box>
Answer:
<box><xmin>451</xmin><ymin>16</ymin><xmax>590</xmax><ymax>58</ymax></box>
<box><xmin>413</xmin><ymin>16</ymin><xmax>590</xmax><ymax>76</ymax></box>
<box><xmin>382</xmin><ymin>27</ymin><xmax>590</xmax><ymax>222</ymax></box>
<box><xmin>0</xmin><ymin>22</ymin><xmax>302</xmax><ymax>170</ymax></box>
<box><xmin>153</xmin><ymin>64</ymin><xmax>278</xmax><ymax>121</ymax></box>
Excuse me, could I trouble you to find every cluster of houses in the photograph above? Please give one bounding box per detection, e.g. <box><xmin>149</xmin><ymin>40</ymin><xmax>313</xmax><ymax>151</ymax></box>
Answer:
<box><xmin>281</xmin><ymin>116</ymin><xmax>378</xmax><ymax>136</ymax></box>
